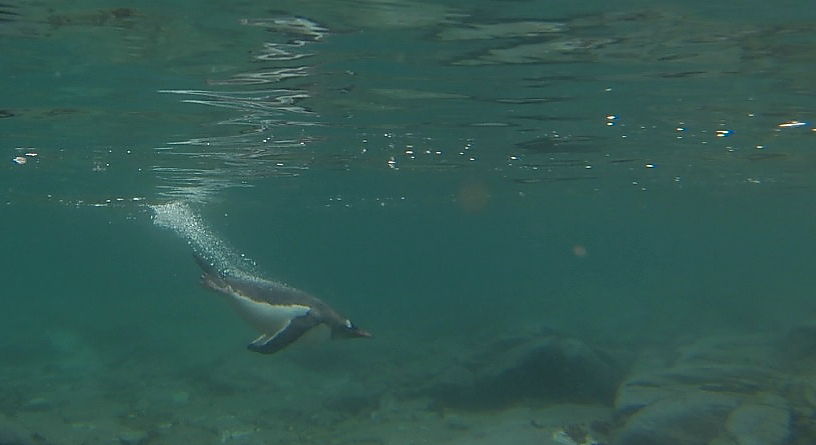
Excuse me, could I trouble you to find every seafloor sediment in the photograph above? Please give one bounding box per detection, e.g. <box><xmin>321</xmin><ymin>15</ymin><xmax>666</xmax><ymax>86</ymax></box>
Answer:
<box><xmin>2</xmin><ymin>322</ymin><xmax>815</xmax><ymax>445</ymax></box>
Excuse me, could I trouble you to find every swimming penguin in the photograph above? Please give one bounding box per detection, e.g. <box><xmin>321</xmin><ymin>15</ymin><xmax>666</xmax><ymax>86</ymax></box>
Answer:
<box><xmin>194</xmin><ymin>255</ymin><xmax>372</xmax><ymax>354</ymax></box>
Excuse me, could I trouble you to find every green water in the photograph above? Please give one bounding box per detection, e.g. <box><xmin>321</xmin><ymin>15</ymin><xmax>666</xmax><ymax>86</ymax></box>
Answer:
<box><xmin>2</xmin><ymin>0</ymin><xmax>816</xmax><ymax>443</ymax></box>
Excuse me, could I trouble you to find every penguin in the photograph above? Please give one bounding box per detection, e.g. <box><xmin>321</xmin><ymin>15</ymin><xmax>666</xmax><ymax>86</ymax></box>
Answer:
<box><xmin>193</xmin><ymin>255</ymin><xmax>372</xmax><ymax>354</ymax></box>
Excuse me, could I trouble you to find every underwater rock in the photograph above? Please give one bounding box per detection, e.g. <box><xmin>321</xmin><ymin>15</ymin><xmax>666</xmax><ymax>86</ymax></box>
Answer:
<box><xmin>613</xmin><ymin>391</ymin><xmax>741</xmax><ymax>445</ymax></box>
<box><xmin>613</xmin><ymin>390</ymin><xmax>792</xmax><ymax>445</ymax></box>
<box><xmin>615</xmin><ymin>333</ymin><xmax>784</xmax><ymax>416</ymax></box>
<box><xmin>614</xmin><ymin>377</ymin><xmax>678</xmax><ymax>415</ymax></box>
<box><xmin>420</xmin><ymin>333</ymin><xmax>623</xmax><ymax>409</ymax></box>
<box><xmin>615</xmin><ymin>364</ymin><xmax>779</xmax><ymax>414</ymax></box>
<box><xmin>613</xmin><ymin>332</ymin><xmax>798</xmax><ymax>445</ymax></box>
<box><xmin>724</xmin><ymin>394</ymin><xmax>790</xmax><ymax>445</ymax></box>
<box><xmin>674</xmin><ymin>334</ymin><xmax>777</xmax><ymax>368</ymax></box>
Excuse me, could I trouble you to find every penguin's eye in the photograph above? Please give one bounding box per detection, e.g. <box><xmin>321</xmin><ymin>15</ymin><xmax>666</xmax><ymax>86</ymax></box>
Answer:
<box><xmin>345</xmin><ymin>319</ymin><xmax>353</xmax><ymax>329</ymax></box>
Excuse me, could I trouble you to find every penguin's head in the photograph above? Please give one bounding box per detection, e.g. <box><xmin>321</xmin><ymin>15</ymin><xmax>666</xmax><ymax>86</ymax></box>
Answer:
<box><xmin>333</xmin><ymin>318</ymin><xmax>373</xmax><ymax>339</ymax></box>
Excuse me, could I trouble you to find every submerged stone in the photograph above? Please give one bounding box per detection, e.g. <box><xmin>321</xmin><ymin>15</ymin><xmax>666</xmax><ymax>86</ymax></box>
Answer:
<box><xmin>616</xmin><ymin>363</ymin><xmax>779</xmax><ymax>414</ymax></box>
<box><xmin>613</xmin><ymin>392</ymin><xmax>741</xmax><ymax>445</ymax></box>
<box><xmin>613</xmin><ymin>332</ymin><xmax>799</xmax><ymax>445</ymax></box>
<box><xmin>420</xmin><ymin>333</ymin><xmax>623</xmax><ymax>409</ymax></box>
<box><xmin>724</xmin><ymin>395</ymin><xmax>790</xmax><ymax>445</ymax></box>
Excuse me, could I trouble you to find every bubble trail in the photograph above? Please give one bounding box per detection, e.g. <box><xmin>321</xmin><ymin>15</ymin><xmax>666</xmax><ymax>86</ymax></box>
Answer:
<box><xmin>150</xmin><ymin>202</ymin><xmax>256</xmax><ymax>276</ymax></box>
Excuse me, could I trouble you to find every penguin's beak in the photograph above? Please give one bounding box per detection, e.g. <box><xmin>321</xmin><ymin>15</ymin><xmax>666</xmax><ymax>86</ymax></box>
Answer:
<box><xmin>355</xmin><ymin>328</ymin><xmax>373</xmax><ymax>338</ymax></box>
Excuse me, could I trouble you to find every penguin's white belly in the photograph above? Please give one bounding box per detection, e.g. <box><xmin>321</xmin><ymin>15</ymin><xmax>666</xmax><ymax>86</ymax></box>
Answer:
<box><xmin>226</xmin><ymin>293</ymin><xmax>310</xmax><ymax>334</ymax></box>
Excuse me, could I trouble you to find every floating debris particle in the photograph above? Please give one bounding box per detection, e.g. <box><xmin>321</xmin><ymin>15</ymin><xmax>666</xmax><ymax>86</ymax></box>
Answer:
<box><xmin>777</xmin><ymin>120</ymin><xmax>807</xmax><ymax>128</ymax></box>
<box><xmin>572</xmin><ymin>245</ymin><xmax>588</xmax><ymax>257</ymax></box>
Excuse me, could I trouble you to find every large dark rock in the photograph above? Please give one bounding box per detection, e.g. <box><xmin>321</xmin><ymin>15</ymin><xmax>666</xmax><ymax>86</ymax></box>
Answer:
<box><xmin>417</xmin><ymin>333</ymin><xmax>624</xmax><ymax>410</ymax></box>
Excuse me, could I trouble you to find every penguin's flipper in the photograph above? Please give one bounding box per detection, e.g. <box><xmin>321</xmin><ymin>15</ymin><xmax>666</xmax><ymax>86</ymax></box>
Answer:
<box><xmin>248</xmin><ymin>315</ymin><xmax>320</xmax><ymax>354</ymax></box>
<box><xmin>249</xmin><ymin>333</ymin><xmax>271</xmax><ymax>347</ymax></box>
